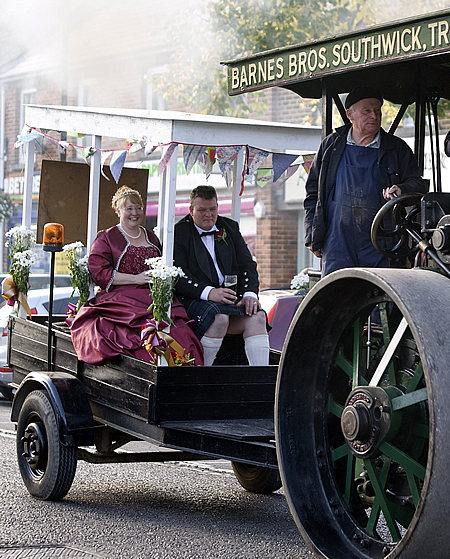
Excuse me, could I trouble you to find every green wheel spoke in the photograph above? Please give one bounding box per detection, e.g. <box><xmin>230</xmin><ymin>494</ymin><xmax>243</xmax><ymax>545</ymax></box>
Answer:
<box><xmin>391</xmin><ymin>387</ymin><xmax>428</xmax><ymax>411</ymax></box>
<box><xmin>328</xmin><ymin>394</ymin><xmax>343</xmax><ymax>419</ymax></box>
<box><xmin>335</xmin><ymin>348</ymin><xmax>353</xmax><ymax>379</ymax></box>
<box><xmin>352</xmin><ymin>315</ymin><xmax>363</xmax><ymax>386</ymax></box>
<box><xmin>330</xmin><ymin>442</ymin><xmax>350</xmax><ymax>463</ymax></box>
<box><xmin>365</xmin><ymin>459</ymin><xmax>402</xmax><ymax>541</ymax></box>
<box><xmin>406</xmin><ymin>471</ymin><xmax>422</xmax><ymax>507</ymax></box>
<box><xmin>344</xmin><ymin>452</ymin><xmax>356</xmax><ymax>504</ymax></box>
<box><xmin>379</xmin><ymin>441</ymin><xmax>426</xmax><ymax>481</ymax></box>
<box><xmin>406</xmin><ymin>362</ymin><xmax>424</xmax><ymax>393</ymax></box>
<box><xmin>379</xmin><ymin>303</ymin><xmax>400</xmax><ymax>385</ymax></box>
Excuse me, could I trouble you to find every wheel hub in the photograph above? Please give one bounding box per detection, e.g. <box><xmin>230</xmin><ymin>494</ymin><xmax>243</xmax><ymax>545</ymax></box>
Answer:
<box><xmin>21</xmin><ymin>422</ymin><xmax>47</xmax><ymax>470</ymax></box>
<box><xmin>341</xmin><ymin>387</ymin><xmax>391</xmax><ymax>458</ymax></box>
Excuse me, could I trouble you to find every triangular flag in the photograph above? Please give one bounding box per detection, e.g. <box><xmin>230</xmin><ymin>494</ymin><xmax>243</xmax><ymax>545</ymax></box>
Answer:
<box><xmin>47</xmin><ymin>136</ymin><xmax>67</xmax><ymax>155</ymax></box>
<box><xmin>100</xmin><ymin>151</ymin><xmax>113</xmax><ymax>180</ymax></box>
<box><xmin>73</xmin><ymin>146</ymin><xmax>96</xmax><ymax>165</ymax></box>
<box><xmin>110</xmin><ymin>149</ymin><xmax>127</xmax><ymax>183</ymax></box>
<box><xmin>302</xmin><ymin>153</ymin><xmax>315</xmax><ymax>174</ymax></box>
<box><xmin>272</xmin><ymin>153</ymin><xmax>299</xmax><ymax>183</ymax></box>
<box><xmin>183</xmin><ymin>145</ymin><xmax>207</xmax><ymax>175</ymax></box>
<box><xmin>158</xmin><ymin>143</ymin><xmax>177</xmax><ymax>174</ymax></box>
<box><xmin>14</xmin><ymin>129</ymin><xmax>43</xmax><ymax>148</ymax></box>
<box><xmin>245</xmin><ymin>147</ymin><xmax>269</xmax><ymax>179</ymax></box>
<box><xmin>198</xmin><ymin>148</ymin><xmax>215</xmax><ymax>179</ymax></box>
<box><xmin>216</xmin><ymin>146</ymin><xmax>242</xmax><ymax>176</ymax></box>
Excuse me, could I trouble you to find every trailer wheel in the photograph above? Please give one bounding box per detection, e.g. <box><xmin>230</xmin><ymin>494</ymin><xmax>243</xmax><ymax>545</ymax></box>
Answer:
<box><xmin>276</xmin><ymin>268</ymin><xmax>450</xmax><ymax>559</ymax></box>
<box><xmin>231</xmin><ymin>461</ymin><xmax>282</xmax><ymax>493</ymax></box>
<box><xmin>16</xmin><ymin>390</ymin><xmax>77</xmax><ymax>500</ymax></box>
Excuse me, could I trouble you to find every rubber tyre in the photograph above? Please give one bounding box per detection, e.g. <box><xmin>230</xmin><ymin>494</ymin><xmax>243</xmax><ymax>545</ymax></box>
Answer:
<box><xmin>231</xmin><ymin>461</ymin><xmax>282</xmax><ymax>493</ymax></box>
<box><xmin>277</xmin><ymin>268</ymin><xmax>450</xmax><ymax>559</ymax></box>
<box><xmin>16</xmin><ymin>390</ymin><xmax>77</xmax><ymax>500</ymax></box>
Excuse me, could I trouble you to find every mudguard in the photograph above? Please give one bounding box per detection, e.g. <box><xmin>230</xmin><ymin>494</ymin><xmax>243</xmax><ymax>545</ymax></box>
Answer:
<box><xmin>11</xmin><ymin>371</ymin><xmax>94</xmax><ymax>446</ymax></box>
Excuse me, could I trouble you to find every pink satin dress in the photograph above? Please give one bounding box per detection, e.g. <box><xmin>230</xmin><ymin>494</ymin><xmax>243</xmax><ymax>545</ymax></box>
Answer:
<box><xmin>71</xmin><ymin>244</ymin><xmax>204</xmax><ymax>366</ymax></box>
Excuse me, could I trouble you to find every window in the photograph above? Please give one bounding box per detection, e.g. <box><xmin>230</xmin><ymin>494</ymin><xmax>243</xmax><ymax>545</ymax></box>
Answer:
<box><xmin>144</xmin><ymin>68</ymin><xmax>167</xmax><ymax>111</ymax></box>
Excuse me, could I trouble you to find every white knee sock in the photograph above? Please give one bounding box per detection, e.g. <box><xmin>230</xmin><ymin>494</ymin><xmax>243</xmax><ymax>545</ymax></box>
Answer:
<box><xmin>201</xmin><ymin>336</ymin><xmax>224</xmax><ymax>366</ymax></box>
<box><xmin>244</xmin><ymin>334</ymin><xmax>270</xmax><ymax>366</ymax></box>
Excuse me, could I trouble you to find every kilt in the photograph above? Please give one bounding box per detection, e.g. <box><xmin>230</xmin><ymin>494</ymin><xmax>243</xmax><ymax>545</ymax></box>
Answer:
<box><xmin>186</xmin><ymin>300</ymin><xmax>246</xmax><ymax>338</ymax></box>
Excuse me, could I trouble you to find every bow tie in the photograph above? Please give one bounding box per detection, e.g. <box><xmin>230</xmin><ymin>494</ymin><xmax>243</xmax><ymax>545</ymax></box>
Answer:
<box><xmin>200</xmin><ymin>231</ymin><xmax>215</xmax><ymax>237</ymax></box>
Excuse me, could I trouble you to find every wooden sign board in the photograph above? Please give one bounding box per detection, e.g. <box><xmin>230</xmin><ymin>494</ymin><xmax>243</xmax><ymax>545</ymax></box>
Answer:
<box><xmin>37</xmin><ymin>160</ymin><xmax>149</xmax><ymax>245</ymax></box>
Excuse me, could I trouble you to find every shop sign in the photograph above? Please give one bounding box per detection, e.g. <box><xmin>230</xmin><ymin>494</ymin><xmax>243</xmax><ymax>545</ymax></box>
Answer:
<box><xmin>226</xmin><ymin>12</ymin><xmax>450</xmax><ymax>95</ymax></box>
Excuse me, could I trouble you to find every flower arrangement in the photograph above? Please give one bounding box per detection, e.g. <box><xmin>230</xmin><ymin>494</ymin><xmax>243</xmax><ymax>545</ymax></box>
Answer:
<box><xmin>214</xmin><ymin>228</ymin><xmax>227</xmax><ymax>244</ymax></box>
<box><xmin>145</xmin><ymin>257</ymin><xmax>186</xmax><ymax>324</ymax></box>
<box><xmin>62</xmin><ymin>241</ymin><xmax>92</xmax><ymax>310</ymax></box>
<box><xmin>4</xmin><ymin>226</ymin><xmax>36</xmax><ymax>315</ymax></box>
<box><xmin>291</xmin><ymin>272</ymin><xmax>310</xmax><ymax>296</ymax></box>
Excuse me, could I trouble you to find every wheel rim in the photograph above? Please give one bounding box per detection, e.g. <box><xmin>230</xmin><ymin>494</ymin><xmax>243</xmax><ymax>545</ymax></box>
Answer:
<box><xmin>276</xmin><ymin>268</ymin><xmax>450</xmax><ymax>559</ymax></box>
<box><xmin>20</xmin><ymin>416</ymin><xmax>49</xmax><ymax>481</ymax></box>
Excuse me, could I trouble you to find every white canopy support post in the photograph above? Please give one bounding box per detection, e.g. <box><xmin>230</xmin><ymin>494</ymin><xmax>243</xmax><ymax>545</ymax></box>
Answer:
<box><xmin>231</xmin><ymin>147</ymin><xmax>244</xmax><ymax>222</ymax></box>
<box><xmin>161</xmin><ymin>147</ymin><xmax>178</xmax><ymax>267</ymax></box>
<box><xmin>22</xmin><ymin>139</ymin><xmax>35</xmax><ymax>229</ymax></box>
<box><xmin>156</xmin><ymin>167</ymin><xmax>167</xmax><ymax>244</ymax></box>
<box><xmin>86</xmin><ymin>136</ymin><xmax>102</xmax><ymax>250</ymax></box>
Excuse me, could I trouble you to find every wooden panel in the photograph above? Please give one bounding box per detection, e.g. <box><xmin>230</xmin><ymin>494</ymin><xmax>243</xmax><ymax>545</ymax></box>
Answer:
<box><xmin>37</xmin><ymin>160</ymin><xmax>149</xmax><ymax>245</ymax></box>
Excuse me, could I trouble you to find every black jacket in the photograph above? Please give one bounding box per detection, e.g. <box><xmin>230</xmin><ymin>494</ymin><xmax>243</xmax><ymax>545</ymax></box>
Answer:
<box><xmin>173</xmin><ymin>214</ymin><xmax>259</xmax><ymax>308</ymax></box>
<box><xmin>304</xmin><ymin>124</ymin><xmax>429</xmax><ymax>252</ymax></box>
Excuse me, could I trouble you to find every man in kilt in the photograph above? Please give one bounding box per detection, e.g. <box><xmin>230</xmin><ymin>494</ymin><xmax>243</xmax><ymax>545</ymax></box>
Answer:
<box><xmin>173</xmin><ymin>185</ymin><xmax>269</xmax><ymax>366</ymax></box>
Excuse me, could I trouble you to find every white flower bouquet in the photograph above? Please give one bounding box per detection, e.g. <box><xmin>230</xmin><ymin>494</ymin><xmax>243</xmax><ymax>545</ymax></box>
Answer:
<box><xmin>4</xmin><ymin>226</ymin><xmax>36</xmax><ymax>314</ymax></box>
<box><xmin>291</xmin><ymin>272</ymin><xmax>309</xmax><ymax>296</ymax></box>
<box><xmin>145</xmin><ymin>257</ymin><xmax>186</xmax><ymax>325</ymax></box>
<box><xmin>63</xmin><ymin>241</ymin><xmax>92</xmax><ymax>310</ymax></box>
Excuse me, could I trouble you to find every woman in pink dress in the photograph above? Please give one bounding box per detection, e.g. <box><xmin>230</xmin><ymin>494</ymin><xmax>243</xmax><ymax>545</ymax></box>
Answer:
<box><xmin>71</xmin><ymin>186</ymin><xmax>204</xmax><ymax>366</ymax></box>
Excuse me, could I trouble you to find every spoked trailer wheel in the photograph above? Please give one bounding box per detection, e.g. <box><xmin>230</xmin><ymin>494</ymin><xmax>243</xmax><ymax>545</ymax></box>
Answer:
<box><xmin>276</xmin><ymin>268</ymin><xmax>450</xmax><ymax>559</ymax></box>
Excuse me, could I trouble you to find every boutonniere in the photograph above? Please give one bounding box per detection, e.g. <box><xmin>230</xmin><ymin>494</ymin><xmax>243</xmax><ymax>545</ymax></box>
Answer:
<box><xmin>214</xmin><ymin>228</ymin><xmax>228</xmax><ymax>245</ymax></box>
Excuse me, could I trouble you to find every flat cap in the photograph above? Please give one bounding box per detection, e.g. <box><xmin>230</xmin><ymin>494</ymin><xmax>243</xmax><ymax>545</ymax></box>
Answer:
<box><xmin>345</xmin><ymin>86</ymin><xmax>384</xmax><ymax>110</ymax></box>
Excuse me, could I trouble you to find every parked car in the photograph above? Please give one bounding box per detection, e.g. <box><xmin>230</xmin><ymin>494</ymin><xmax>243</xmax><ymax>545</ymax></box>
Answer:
<box><xmin>0</xmin><ymin>286</ymin><xmax>78</xmax><ymax>401</ymax></box>
<box><xmin>0</xmin><ymin>274</ymin><xmax>72</xmax><ymax>309</ymax></box>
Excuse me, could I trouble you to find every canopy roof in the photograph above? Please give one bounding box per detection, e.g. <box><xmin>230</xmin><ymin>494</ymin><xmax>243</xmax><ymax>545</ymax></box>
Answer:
<box><xmin>22</xmin><ymin>104</ymin><xmax>321</xmax><ymax>264</ymax></box>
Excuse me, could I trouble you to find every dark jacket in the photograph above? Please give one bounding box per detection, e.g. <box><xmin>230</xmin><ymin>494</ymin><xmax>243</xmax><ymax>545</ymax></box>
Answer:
<box><xmin>304</xmin><ymin>124</ymin><xmax>429</xmax><ymax>252</ymax></box>
<box><xmin>173</xmin><ymin>214</ymin><xmax>259</xmax><ymax>308</ymax></box>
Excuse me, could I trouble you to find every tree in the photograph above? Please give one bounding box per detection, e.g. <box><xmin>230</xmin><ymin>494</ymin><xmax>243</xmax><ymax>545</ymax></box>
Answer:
<box><xmin>154</xmin><ymin>0</ymin><xmax>449</xmax><ymax>118</ymax></box>
<box><xmin>154</xmin><ymin>0</ymin><xmax>371</xmax><ymax>117</ymax></box>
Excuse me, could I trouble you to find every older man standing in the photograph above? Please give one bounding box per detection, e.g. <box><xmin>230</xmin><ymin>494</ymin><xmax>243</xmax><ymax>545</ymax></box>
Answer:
<box><xmin>304</xmin><ymin>85</ymin><xmax>428</xmax><ymax>276</ymax></box>
<box><xmin>174</xmin><ymin>185</ymin><xmax>269</xmax><ymax>366</ymax></box>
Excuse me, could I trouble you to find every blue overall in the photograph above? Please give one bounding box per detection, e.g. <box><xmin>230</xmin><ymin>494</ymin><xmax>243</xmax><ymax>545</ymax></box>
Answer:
<box><xmin>322</xmin><ymin>144</ymin><xmax>389</xmax><ymax>276</ymax></box>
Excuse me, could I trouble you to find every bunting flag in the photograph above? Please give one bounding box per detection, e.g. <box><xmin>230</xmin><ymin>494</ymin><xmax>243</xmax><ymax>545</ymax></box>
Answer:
<box><xmin>14</xmin><ymin>129</ymin><xmax>43</xmax><ymax>148</ymax></box>
<box><xmin>158</xmin><ymin>142</ymin><xmax>177</xmax><ymax>174</ymax></box>
<box><xmin>126</xmin><ymin>139</ymin><xmax>143</xmax><ymax>154</ymax></box>
<box><xmin>216</xmin><ymin>146</ymin><xmax>242</xmax><ymax>178</ymax></box>
<box><xmin>198</xmin><ymin>151</ymin><xmax>213</xmax><ymax>179</ymax></box>
<box><xmin>47</xmin><ymin>136</ymin><xmax>67</xmax><ymax>155</ymax></box>
<box><xmin>198</xmin><ymin>147</ymin><xmax>216</xmax><ymax>179</ymax></box>
<box><xmin>73</xmin><ymin>146</ymin><xmax>97</xmax><ymax>165</ymax></box>
<box><xmin>223</xmin><ymin>166</ymin><xmax>234</xmax><ymax>190</ymax></box>
<box><xmin>144</xmin><ymin>138</ymin><xmax>158</xmax><ymax>156</ymax></box>
<box><xmin>272</xmin><ymin>153</ymin><xmax>300</xmax><ymax>183</ymax></box>
<box><xmin>110</xmin><ymin>149</ymin><xmax>127</xmax><ymax>183</ymax></box>
<box><xmin>183</xmin><ymin>144</ymin><xmax>207</xmax><ymax>175</ymax></box>
<box><xmin>302</xmin><ymin>153</ymin><xmax>315</xmax><ymax>174</ymax></box>
<box><xmin>100</xmin><ymin>150</ymin><xmax>113</xmax><ymax>180</ymax></box>
<box><xmin>245</xmin><ymin>147</ymin><xmax>269</xmax><ymax>180</ymax></box>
